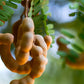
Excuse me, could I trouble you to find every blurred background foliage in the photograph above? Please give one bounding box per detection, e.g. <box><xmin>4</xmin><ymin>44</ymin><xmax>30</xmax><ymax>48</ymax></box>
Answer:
<box><xmin>1</xmin><ymin>0</ymin><xmax>84</xmax><ymax>84</ymax></box>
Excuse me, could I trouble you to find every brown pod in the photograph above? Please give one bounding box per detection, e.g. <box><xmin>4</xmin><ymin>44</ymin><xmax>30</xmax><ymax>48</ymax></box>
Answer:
<box><xmin>21</xmin><ymin>32</ymin><xmax>34</xmax><ymax>52</ymax></box>
<box><xmin>15</xmin><ymin>17</ymin><xmax>34</xmax><ymax>65</ymax></box>
<box><xmin>15</xmin><ymin>32</ymin><xmax>34</xmax><ymax>65</ymax></box>
<box><xmin>30</xmin><ymin>55</ymin><xmax>48</xmax><ymax>79</ymax></box>
<box><xmin>56</xmin><ymin>37</ymin><xmax>69</xmax><ymax>52</ymax></box>
<box><xmin>44</xmin><ymin>35</ymin><xmax>52</xmax><ymax>50</ymax></box>
<box><xmin>10</xmin><ymin>44</ymin><xmax>48</xmax><ymax>84</ymax></box>
<box><xmin>30</xmin><ymin>44</ymin><xmax>43</xmax><ymax>57</ymax></box>
<box><xmin>0</xmin><ymin>44</ymin><xmax>32</xmax><ymax>74</ymax></box>
<box><xmin>0</xmin><ymin>33</ymin><xmax>32</xmax><ymax>74</ymax></box>
<box><xmin>34</xmin><ymin>35</ymin><xmax>47</xmax><ymax>57</ymax></box>
<box><xmin>22</xmin><ymin>17</ymin><xmax>34</xmax><ymax>33</ymax></box>
<box><xmin>0</xmin><ymin>33</ymin><xmax>14</xmax><ymax>45</ymax></box>
<box><xmin>9</xmin><ymin>34</ymin><xmax>52</xmax><ymax>84</ymax></box>
<box><xmin>57</xmin><ymin>37</ymin><xmax>84</xmax><ymax>70</ymax></box>
<box><xmin>66</xmin><ymin>52</ymin><xmax>84</xmax><ymax>70</ymax></box>
<box><xmin>30</xmin><ymin>43</ymin><xmax>48</xmax><ymax>79</ymax></box>
<box><xmin>12</xmin><ymin>19</ymin><xmax>22</xmax><ymax>46</ymax></box>
<box><xmin>10</xmin><ymin>75</ymin><xmax>35</xmax><ymax>84</ymax></box>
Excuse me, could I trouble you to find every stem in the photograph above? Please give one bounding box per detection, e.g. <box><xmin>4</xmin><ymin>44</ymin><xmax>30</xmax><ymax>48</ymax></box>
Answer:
<box><xmin>25</xmin><ymin>0</ymin><xmax>29</xmax><ymax>17</ymax></box>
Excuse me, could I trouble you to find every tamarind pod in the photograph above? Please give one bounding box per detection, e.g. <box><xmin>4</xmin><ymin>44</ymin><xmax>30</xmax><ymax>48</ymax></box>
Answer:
<box><xmin>56</xmin><ymin>37</ymin><xmax>69</xmax><ymax>52</ymax></box>
<box><xmin>16</xmin><ymin>17</ymin><xmax>34</xmax><ymax>43</ymax></box>
<box><xmin>21</xmin><ymin>32</ymin><xmax>34</xmax><ymax>52</ymax></box>
<box><xmin>15</xmin><ymin>46</ymin><xmax>20</xmax><ymax>57</ymax></box>
<box><xmin>16</xmin><ymin>32</ymin><xmax>34</xmax><ymax>65</ymax></box>
<box><xmin>16</xmin><ymin>51</ymin><xmax>29</xmax><ymax>66</ymax></box>
<box><xmin>30</xmin><ymin>44</ymin><xmax>43</xmax><ymax>57</ymax></box>
<box><xmin>16</xmin><ymin>17</ymin><xmax>34</xmax><ymax>48</ymax></box>
<box><xmin>30</xmin><ymin>56</ymin><xmax>47</xmax><ymax>79</ymax></box>
<box><xmin>14</xmin><ymin>24</ymin><xmax>23</xmax><ymax>57</ymax></box>
<box><xmin>12</xmin><ymin>19</ymin><xmax>22</xmax><ymax>46</ymax></box>
<box><xmin>0</xmin><ymin>45</ymin><xmax>32</xmax><ymax>74</ymax></box>
<box><xmin>14</xmin><ymin>17</ymin><xmax>34</xmax><ymax>65</ymax></box>
<box><xmin>30</xmin><ymin>44</ymin><xmax>48</xmax><ymax>79</ymax></box>
<box><xmin>10</xmin><ymin>45</ymin><xmax>45</xmax><ymax>83</ymax></box>
<box><xmin>10</xmin><ymin>39</ymin><xmax>48</xmax><ymax>83</ymax></box>
<box><xmin>10</xmin><ymin>75</ymin><xmax>35</xmax><ymax>84</ymax></box>
<box><xmin>16</xmin><ymin>24</ymin><xmax>23</xmax><ymax>47</ymax></box>
<box><xmin>16</xmin><ymin>61</ymin><xmax>31</xmax><ymax>74</ymax></box>
<box><xmin>66</xmin><ymin>52</ymin><xmax>84</xmax><ymax>70</ymax></box>
<box><xmin>57</xmin><ymin>37</ymin><xmax>84</xmax><ymax>69</ymax></box>
<box><xmin>14</xmin><ymin>24</ymin><xmax>23</xmax><ymax>56</ymax></box>
<box><xmin>44</xmin><ymin>35</ymin><xmax>52</xmax><ymax>50</ymax></box>
<box><xmin>34</xmin><ymin>35</ymin><xmax>47</xmax><ymax>57</ymax></box>
<box><xmin>0</xmin><ymin>34</ymin><xmax>31</xmax><ymax>74</ymax></box>
<box><xmin>22</xmin><ymin>17</ymin><xmax>34</xmax><ymax>33</ymax></box>
<box><xmin>0</xmin><ymin>33</ymin><xmax>14</xmax><ymax>45</ymax></box>
<box><xmin>16</xmin><ymin>17</ymin><xmax>34</xmax><ymax>47</ymax></box>
<box><xmin>30</xmin><ymin>55</ymin><xmax>48</xmax><ymax>79</ymax></box>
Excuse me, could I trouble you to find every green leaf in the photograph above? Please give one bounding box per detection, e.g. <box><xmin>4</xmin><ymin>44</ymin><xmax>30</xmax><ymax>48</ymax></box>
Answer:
<box><xmin>80</xmin><ymin>0</ymin><xmax>84</xmax><ymax>5</ymax></box>
<box><xmin>6</xmin><ymin>1</ymin><xmax>18</xmax><ymax>9</ymax></box>
<box><xmin>59</xmin><ymin>38</ymin><xmax>70</xmax><ymax>45</ymax></box>
<box><xmin>9</xmin><ymin>0</ymin><xmax>22</xmax><ymax>3</ymax></box>
<box><xmin>61</xmin><ymin>29</ymin><xmax>75</xmax><ymax>38</ymax></box>
<box><xmin>76</xmin><ymin>11</ymin><xmax>82</xmax><ymax>16</ymax></box>
<box><xmin>71</xmin><ymin>44</ymin><xmax>84</xmax><ymax>52</ymax></box>
<box><xmin>0</xmin><ymin>0</ymin><xmax>6</xmax><ymax>5</ymax></box>
<box><xmin>69</xmin><ymin>49</ymin><xmax>79</xmax><ymax>58</ymax></box>
<box><xmin>0</xmin><ymin>21</ymin><xmax>4</xmax><ymax>26</ymax></box>
<box><xmin>33</xmin><ymin>0</ymin><xmax>40</xmax><ymax>6</ymax></box>
<box><xmin>67</xmin><ymin>55</ymin><xmax>76</xmax><ymax>63</ymax></box>
<box><xmin>42</xmin><ymin>5</ymin><xmax>49</xmax><ymax>13</ymax></box>
<box><xmin>79</xmin><ymin>5</ymin><xmax>84</xmax><ymax>12</ymax></box>
<box><xmin>0</xmin><ymin>15</ymin><xmax>8</xmax><ymax>21</ymax></box>
<box><xmin>50</xmin><ymin>35</ymin><xmax>55</xmax><ymax>43</ymax></box>
<box><xmin>47</xmin><ymin>24</ymin><xmax>54</xmax><ymax>29</ymax></box>
<box><xmin>78</xmin><ymin>33</ymin><xmax>84</xmax><ymax>40</ymax></box>
<box><xmin>3</xmin><ymin>5</ymin><xmax>14</xmax><ymax>15</ymax></box>
<box><xmin>48</xmin><ymin>30</ymin><xmax>55</xmax><ymax>34</ymax></box>
<box><xmin>57</xmin><ymin>51</ymin><xmax>68</xmax><ymax>57</ymax></box>
<box><xmin>29</xmin><ymin>0</ymin><xmax>52</xmax><ymax>36</ymax></box>
<box><xmin>69</xmin><ymin>2</ymin><xmax>79</xmax><ymax>9</ymax></box>
<box><xmin>46</xmin><ymin>13</ymin><xmax>51</xmax><ymax>16</ymax></box>
<box><xmin>69</xmin><ymin>12</ymin><xmax>76</xmax><ymax>16</ymax></box>
<box><xmin>32</xmin><ymin>3</ymin><xmax>42</xmax><ymax>15</ymax></box>
<box><xmin>0</xmin><ymin>9</ymin><xmax>11</xmax><ymax>17</ymax></box>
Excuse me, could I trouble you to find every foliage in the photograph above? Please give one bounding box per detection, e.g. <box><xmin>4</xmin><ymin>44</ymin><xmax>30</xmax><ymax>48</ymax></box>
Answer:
<box><xmin>0</xmin><ymin>0</ymin><xmax>55</xmax><ymax>42</ymax></box>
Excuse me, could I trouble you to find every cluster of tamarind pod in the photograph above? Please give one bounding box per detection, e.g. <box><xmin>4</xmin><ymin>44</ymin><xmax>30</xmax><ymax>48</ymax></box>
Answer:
<box><xmin>0</xmin><ymin>17</ymin><xmax>52</xmax><ymax>84</ymax></box>
<box><xmin>57</xmin><ymin>36</ymin><xmax>84</xmax><ymax>70</ymax></box>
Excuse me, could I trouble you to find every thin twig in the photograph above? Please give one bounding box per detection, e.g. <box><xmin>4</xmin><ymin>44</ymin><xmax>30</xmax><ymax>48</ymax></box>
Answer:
<box><xmin>25</xmin><ymin>0</ymin><xmax>29</xmax><ymax>17</ymax></box>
